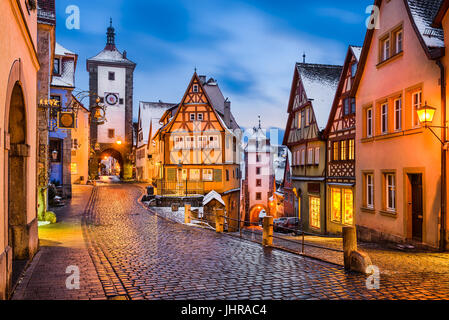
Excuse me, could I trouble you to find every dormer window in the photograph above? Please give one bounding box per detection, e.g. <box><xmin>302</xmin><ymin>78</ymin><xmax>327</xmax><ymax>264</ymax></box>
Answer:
<box><xmin>193</xmin><ymin>84</ymin><xmax>199</xmax><ymax>93</ymax></box>
<box><xmin>53</xmin><ymin>58</ymin><xmax>61</xmax><ymax>75</ymax></box>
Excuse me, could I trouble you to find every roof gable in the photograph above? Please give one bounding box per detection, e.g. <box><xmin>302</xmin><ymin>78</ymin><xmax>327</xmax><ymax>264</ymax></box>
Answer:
<box><xmin>297</xmin><ymin>63</ymin><xmax>342</xmax><ymax>130</ymax></box>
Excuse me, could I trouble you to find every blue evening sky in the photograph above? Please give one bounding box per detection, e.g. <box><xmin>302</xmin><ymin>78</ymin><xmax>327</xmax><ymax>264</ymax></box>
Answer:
<box><xmin>55</xmin><ymin>0</ymin><xmax>373</xmax><ymax>129</ymax></box>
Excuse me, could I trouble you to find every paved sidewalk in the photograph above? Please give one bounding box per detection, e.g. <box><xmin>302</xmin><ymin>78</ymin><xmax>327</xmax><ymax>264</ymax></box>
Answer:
<box><xmin>12</xmin><ymin>185</ymin><xmax>106</xmax><ymax>300</ymax></box>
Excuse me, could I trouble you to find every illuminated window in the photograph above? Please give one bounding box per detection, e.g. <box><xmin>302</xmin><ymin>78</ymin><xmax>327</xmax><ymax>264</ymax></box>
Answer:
<box><xmin>343</xmin><ymin>189</ymin><xmax>354</xmax><ymax>225</ymax></box>
<box><xmin>330</xmin><ymin>188</ymin><xmax>342</xmax><ymax>223</ymax></box>
<box><xmin>314</xmin><ymin>147</ymin><xmax>320</xmax><ymax>165</ymax></box>
<box><xmin>348</xmin><ymin>139</ymin><xmax>355</xmax><ymax>160</ymax></box>
<box><xmin>309</xmin><ymin>196</ymin><xmax>321</xmax><ymax>229</ymax></box>
<box><xmin>190</xmin><ymin>169</ymin><xmax>200</xmax><ymax>181</ymax></box>
<box><xmin>203</xmin><ymin>169</ymin><xmax>213</xmax><ymax>181</ymax></box>
<box><xmin>71</xmin><ymin>163</ymin><xmax>78</xmax><ymax>175</ymax></box>
<box><xmin>333</xmin><ymin>141</ymin><xmax>339</xmax><ymax>161</ymax></box>
<box><xmin>297</xmin><ymin>112</ymin><xmax>302</xmax><ymax>129</ymax></box>
<box><xmin>301</xmin><ymin>149</ymin><xmax>305</xmax><ymax>165</ymax></box>
<box><xmin>340</xmin><ymin>140</ymin><xmax>347</xmax><ymax>161</ymax></box>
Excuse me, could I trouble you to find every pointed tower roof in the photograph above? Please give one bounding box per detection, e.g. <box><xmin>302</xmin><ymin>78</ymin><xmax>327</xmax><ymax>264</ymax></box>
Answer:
<box><xmin>87</xmin><ymin>19</ymin><xmax>136</xmax><ymax>68</ymax></box>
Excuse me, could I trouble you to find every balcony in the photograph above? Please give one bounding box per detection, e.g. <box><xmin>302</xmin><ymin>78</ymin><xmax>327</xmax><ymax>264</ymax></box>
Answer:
<box><xmin>156</xmin><ymin>180</ymin><xmax>205</xmax><ymax>197</ymax></box>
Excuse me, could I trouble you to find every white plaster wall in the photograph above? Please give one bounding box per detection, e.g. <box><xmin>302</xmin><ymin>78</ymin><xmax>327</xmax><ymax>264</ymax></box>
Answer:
<box><xmin>97</xmin><ymin>65</ymin><xmax>126</xmax><ymax>144</ymax></box>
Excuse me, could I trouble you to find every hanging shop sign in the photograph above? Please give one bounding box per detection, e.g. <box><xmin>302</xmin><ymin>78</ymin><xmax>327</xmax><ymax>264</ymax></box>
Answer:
<box><xmin>57</xmin><ymin>112</ymin><xmax>76</xmax><ymax>129</ymax></box>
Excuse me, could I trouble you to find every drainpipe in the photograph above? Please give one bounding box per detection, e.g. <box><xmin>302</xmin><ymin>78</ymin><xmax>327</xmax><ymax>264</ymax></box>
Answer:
<box><xmin>437</xmin><ymin>59</ymin><xmax>447</xmax><ymax>252</ymax></box>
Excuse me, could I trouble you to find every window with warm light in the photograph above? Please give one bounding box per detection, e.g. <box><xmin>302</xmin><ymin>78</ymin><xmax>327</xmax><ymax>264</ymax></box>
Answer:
<box><xmin>348</xmin><ymin>139</ymin><xmax>355</xmax><ymax>160</ymax></box>
<box><xmin>333</xmin><ymin>141</ymin><xmax>339</xmax><ymax>161</ymax></box>
<box><xmin>343</xmin><ymin>189</ymin><xmax>354</xmax><ymax>225</ymax></box>
<box><xmin>71</xmin><ymin>163</ymin><xmax>78</xmax><ymax>175</ymax></box>
<box><xmin>307</xmin><ymin>148</ymin><xmax>314</xmax><ymax>165</ymax></box>
<box><xmin>203</xmin><ymin>169</ymin><xmax>213</xmax><ymax>181</ymax></box>
<box><xmin>314</xmin><ymin>147</ymin><xmax>320</xmax><ymax>165</ymax></box>
<box><xmin>309</xmin><ymin>196</ymin><xmax>321</xmax><ymax>229</ymax></box>
<box><xmin>330</xmin><ymin>188</ymin><xmax>342</xmax><ymax>223</ymax></box>
<box><xmin>190</xmin><ymin>169</ymin><xmax>200</xmax><ymax>181</ymax></box>
<box><xmin>340</xmin><ymin>140</ymin><xmax>347</xmax><ymax>161</ymax></box>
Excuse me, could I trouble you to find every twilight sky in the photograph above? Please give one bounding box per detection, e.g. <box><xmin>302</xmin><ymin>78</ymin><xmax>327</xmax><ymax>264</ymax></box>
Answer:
<box><xmin>55</xmin><ymin>0</ymin><xmax>373</xmax><ymax>129</ymax></box>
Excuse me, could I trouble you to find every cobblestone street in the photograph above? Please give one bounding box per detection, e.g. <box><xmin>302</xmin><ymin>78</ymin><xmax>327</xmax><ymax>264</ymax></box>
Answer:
<box><xmin>13</xmin><ymin>184</ymin><xmax>449</xmax><ymax>300</ymax></box>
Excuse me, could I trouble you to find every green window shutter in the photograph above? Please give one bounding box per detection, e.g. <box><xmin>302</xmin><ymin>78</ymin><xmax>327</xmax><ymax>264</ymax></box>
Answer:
<box><xmin>214</xmin><ymin>169</ymin><xmax>222</xmax><ymax>182</ymax></box>
<box><xmin>167</xmin><ymin>168</ymin><xmax>176</xmax><ymax>182</ymax></box>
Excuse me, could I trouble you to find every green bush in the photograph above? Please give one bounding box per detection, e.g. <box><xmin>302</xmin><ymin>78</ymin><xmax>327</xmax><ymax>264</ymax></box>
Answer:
<box><xmin>44</xmin><ymin>211</ymin><xmax>57</xmax><ymax>224</ymax></box>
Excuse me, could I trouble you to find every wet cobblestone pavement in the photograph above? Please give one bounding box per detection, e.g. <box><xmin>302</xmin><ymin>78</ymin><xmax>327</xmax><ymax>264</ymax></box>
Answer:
<box><xmin>82</xmin><ymin>184</ymin><xmax>449</xmax><ymax>300</ymax></box>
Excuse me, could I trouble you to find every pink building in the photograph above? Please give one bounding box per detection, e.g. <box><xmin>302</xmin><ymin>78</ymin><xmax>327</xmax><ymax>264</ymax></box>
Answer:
<box><xmin>243</xmin><ymin>124</ymin><xmax>274</xmax><ymax>224</ymax></box>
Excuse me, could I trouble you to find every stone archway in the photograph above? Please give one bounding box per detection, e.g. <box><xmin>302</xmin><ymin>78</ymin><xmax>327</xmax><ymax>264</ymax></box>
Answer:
<box><xmin>98</xmin><ymin>148</ymin><xmax>124</xmax><ymax>179</ymax></box>
<box><xmin>249</xmin><ymin>204</ymin><xmax>268</xmax><ymax>225</ymax></box>
<box><xmin>7</xmin><ymin>83</ymin><xmax>30</xmax><ymax>285</ymax></box>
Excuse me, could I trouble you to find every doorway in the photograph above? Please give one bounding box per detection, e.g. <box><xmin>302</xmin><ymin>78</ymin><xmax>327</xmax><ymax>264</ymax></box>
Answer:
<box><xmin>408</xmin><ymin>174</ymin><xmax>423</xmax><ymax>242</ymax></box>
<box><xmin>7</xmin><ymin>83</ymin><xmax>29</xmax><ymax>288</ymax></box>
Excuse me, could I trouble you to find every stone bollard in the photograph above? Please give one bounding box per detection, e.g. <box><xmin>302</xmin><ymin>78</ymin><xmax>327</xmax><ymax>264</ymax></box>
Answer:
<box><xmin>184</xmin><ymin>204</ymin><xmax>191</xmax><ymax>224</ymax></box>
<box><xmin>343</xmin><ymin>226</ymin><xmax>358</xmax><ymax>271</ymax></box>
<box><xmin>215</xmin><ymin>210</ymin><xmax>224</xmax><ymax>233</ymax></box>
<box><xmin>262</xmin><ymin>216</ymin><xmax>274</xmax><ymax>247</ymax></box>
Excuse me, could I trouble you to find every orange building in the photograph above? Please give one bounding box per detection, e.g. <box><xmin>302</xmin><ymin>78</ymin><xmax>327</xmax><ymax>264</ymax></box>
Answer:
<box><xmin>70</xmin><ymin>96</ymin><xmax>90</xmax><ymax>184</ymax></box>
<box><xmin>353</xmin><ymin>0</ymin><xmax>447</xmax><ymax>249</ymax></box>
<box><xmin>149</xmin><ymin>73</ymin><xmax>241</xmax><ymax>223</ymax></box>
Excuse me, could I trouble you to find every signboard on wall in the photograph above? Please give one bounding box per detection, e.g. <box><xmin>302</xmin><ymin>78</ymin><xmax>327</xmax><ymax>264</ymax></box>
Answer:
<box><xmin>57</xmin><ymin>112</ymin><xmax>76</xmax><ymax>129</ymax></box>
<box><xmin>308</xmin><ymin>183</ymin><xmax>321</xmax><ymax>195</ymax></box>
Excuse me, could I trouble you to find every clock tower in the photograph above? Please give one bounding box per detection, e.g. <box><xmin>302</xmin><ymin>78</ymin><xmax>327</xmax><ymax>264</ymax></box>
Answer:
<box><xmin>87</xmin><ymin>19</ymin><xmax>136</xmax><ymax>179</ymax></box>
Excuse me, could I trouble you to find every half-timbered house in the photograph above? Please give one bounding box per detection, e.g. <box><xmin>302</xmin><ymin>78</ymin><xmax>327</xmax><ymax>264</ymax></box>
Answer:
<box><xmin>149</xmin><ymin>73</ymin><xmax>241</xmax><ymax>225</ymax></box>
<box><xmin>283</xmin><ymin>63</ymin><xmax>342</xmax><ymax>234</ymax></box>
<box><xmin>323</xmin><ymin>46</ymin><xmax>361</xmax><ymax>234</ymax></box>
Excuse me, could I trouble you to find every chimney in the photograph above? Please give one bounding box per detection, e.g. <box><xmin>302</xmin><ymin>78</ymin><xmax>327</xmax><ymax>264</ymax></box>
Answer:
<box><xmin>224</xmin><ymin>99</ymin><xmax>231</xmax><ymax>128</ymax></box>
<box><xmin>123</xmin><ymin>50</ymin><xmax>127</xmax><ymax>59</ymax></box>
<box><xmin>199</xmin><ymin>75</ymin><xmax>206</xmax><ymax>84</ymax></box>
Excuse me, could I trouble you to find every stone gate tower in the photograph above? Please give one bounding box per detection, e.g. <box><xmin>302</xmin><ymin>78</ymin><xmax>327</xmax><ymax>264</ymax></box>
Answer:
<box><xmin>87</xmin><ymin>19</ymin><xmax>136</xmax><ymax>179</ymax></box>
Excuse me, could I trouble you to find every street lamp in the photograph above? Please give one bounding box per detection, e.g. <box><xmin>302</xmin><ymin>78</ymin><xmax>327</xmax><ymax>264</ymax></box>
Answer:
<box><xmin>417</xmin><ymin>102</ymin><xmax>447</xmax><ymax>251</ymax></box>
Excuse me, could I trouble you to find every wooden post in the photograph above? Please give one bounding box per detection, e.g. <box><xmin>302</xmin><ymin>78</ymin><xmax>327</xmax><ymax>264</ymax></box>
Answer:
<box><xmin>184</xmin><ymin>204</ymin><xmax>191</xmax><ymax>224</ymax></box>
<box><xmin>262</xmin><ymin>216</ymin><xmax>273</xmax><ymax>247</ymax></box>
<box><xmin>215</xmin><ymin>208</ymin><xmax>224</xmax><ymax>233</ymax></box>
<box><xmin>343</xmin><ymin>226</ymin><xmax>357</xmax><ymax>270</ymax></box>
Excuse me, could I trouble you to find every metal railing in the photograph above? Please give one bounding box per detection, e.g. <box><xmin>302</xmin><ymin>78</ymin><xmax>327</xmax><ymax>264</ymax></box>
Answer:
<box><xmin>156</xmin><ymin>180</ymin><xmax>204</xmax><ymax>197</ymax></box>
<box><xmin>218</xmin><ymin>215</ymin><xmax>344</xmax><ymax>255</ymax></box>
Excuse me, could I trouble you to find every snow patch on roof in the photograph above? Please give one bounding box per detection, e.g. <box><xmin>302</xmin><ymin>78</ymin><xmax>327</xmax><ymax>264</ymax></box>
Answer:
<box><xmin>88</xmin><ymin>47</ymin><xmax>135</xmax><ymax>65</ymax></box>
<box><xmin>407</xmin><ymin>0</ymin><xmax>444</xmax><ymax>48</ymax></box>
<box><xmin>350</xmin><ymin>46</ymin><xmax>362</xmax><ymax>62</ymax></box>
<box><xmin>203</xmin><ymin>191</ymin><xmax>225</xmax><ymax>206</ymax></box>
<box><xmin>138</xmin><ymin>101</ymin><xmax>177</xmax><ymax>147</ymax></box>
<box><xmin>55</xmin><ymin>43</ymin><xmax>75</xmax><ymax>56</ymax></box>
<box><xmin>297</xmin><ymin>63</ymin><xmax>342</xmax><ymax>130</ymax></box>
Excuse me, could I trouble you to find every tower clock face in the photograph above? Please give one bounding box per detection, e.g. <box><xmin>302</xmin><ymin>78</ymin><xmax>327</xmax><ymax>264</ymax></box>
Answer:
<box><xmin>105</xmin><ymin>93</ymin><xmax>119</xmax><ymax>106</ymax></box>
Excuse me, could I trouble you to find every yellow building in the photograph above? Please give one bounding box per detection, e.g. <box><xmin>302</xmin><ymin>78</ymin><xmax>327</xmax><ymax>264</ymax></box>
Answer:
<box><xmin>149</xmin><ymin>73</ymin><xmax>241</xmax><ymax>222</ymax></box>
<box><xmin>71</xmin><ymin>96</ymin><xmax>90</xmax><ymax>184</ymax></box>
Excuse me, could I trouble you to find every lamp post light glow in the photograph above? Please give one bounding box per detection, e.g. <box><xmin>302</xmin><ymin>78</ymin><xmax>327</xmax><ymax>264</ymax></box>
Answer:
<box><xmin>417</xmin><ymin>102</ymin><xmax>437</xmax><ymax>126</ymax></box>
<box><xmin>116</xmin><ymin>140</ymin><xmax>122</xmax><ymax>145</ymax></box>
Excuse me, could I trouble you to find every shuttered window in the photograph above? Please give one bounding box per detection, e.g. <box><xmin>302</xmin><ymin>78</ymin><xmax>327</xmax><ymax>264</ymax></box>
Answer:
<box><xmin>214</xmin><ymin>169</ymin><xmax>222</xmax><ymax>182</ymax></box>
<box><xmin>167</xmin><ymin>168</ymin><xmax>177</xmax><ymax>181</ymax></box>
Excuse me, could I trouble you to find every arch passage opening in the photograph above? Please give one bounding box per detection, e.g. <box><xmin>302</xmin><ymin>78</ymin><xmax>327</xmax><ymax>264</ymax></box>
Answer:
<box><xmin>98</xmin><ymin>148</ymin><xmax>124</xmax><ymax>180</ymax></box>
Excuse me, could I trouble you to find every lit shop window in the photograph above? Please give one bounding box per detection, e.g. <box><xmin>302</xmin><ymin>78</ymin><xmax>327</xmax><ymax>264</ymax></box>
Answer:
<box><xmin>309</xmin><ymin>196</ymin><xmax>321</xmax><ymax>229</ymax></box>
<box><xmin>203</xmin><ymin>169</ymin><xmax>213</xmax><ymax>181</ymax></box>
<box><xmin>71</xmin><ymin>163</ymin><xmax>78</xmax><ymax>175</ymax></box>
<box><xmin>331</xmin><ymin>188</ymin><xmax>342</xmax><ymax>223</ymax></box>
<box><xmin>343</xmin><ymin>189</ymin><xmax>354</xmax><ymax>225</ymax></box>
<box><xmin>190</xmin><ymin>169</ymin><xmax>200</xmax><ymax>181</ymax></box>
